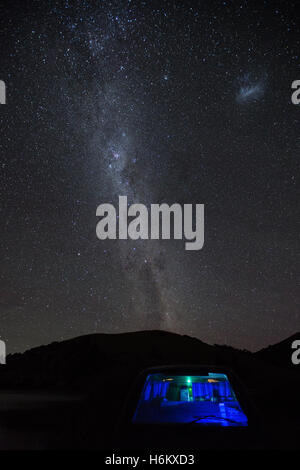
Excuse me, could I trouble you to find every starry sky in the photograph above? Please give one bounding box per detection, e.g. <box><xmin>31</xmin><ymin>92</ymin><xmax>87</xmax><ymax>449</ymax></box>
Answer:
<box><xmin>1</xmin><ymin>0</ymin><xmax>299</xmax><ymax>353</ymax></box>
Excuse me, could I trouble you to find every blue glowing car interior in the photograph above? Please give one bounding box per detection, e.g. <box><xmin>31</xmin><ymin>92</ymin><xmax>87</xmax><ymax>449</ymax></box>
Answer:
<box><xmin>132</xmin><ymin>372</ymin><xmax>248</xmax><ymax>426</ymax></box>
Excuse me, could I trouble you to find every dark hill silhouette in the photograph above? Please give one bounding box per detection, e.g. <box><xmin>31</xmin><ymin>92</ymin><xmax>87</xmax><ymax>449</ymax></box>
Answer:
<box><xmin>0</xmin><ymin>330</ymin><xmax>278</xmax><ymax>390</ymax></box>
<box><xmin>0</xmin><ymin>330</ymin><xmax>299</xmax><ymax>449</ymax></box>
<box><xmin>254</xmin><ymin>332</ymin><xmax>300</xmax><ymax>369</ymax></box>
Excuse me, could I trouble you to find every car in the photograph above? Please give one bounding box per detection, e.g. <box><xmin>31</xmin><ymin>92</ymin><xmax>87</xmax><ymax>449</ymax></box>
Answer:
<box><xmin>116</xmin><ymin>365</ymin><xmax>259</xmax><ymax>450</ymax></box>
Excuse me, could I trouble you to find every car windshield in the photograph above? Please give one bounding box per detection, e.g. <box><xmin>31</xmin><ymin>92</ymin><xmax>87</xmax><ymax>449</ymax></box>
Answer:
<box><xmin>132</xmin><ymin>372</ymin><xmax>248</xmax><ymax>427</ymax></box>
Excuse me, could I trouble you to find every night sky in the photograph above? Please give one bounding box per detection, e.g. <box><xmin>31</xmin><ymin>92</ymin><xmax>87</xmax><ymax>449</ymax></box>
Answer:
<box><xmin>1</xmin><ymin>0</ymin><xmax>299</xmax><ymax>353</ymax></box>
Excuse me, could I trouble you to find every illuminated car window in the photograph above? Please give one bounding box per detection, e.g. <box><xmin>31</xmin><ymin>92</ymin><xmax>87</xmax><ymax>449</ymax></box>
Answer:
<box><xmin>132</xmin><ymin>373</ymin><xmax>248</xmax><ymax>426</ymax></box>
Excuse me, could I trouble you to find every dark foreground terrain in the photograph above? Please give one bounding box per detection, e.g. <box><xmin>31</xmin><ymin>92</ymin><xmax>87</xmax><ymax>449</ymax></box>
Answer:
<box><xmin>0</xmin><ymin>330</ymin><xmax>299</xmax><ymax>450</ymax></box>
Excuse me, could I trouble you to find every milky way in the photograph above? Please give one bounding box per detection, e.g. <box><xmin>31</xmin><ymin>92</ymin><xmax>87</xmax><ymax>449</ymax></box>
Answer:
<box><xmin>1</xmin><ymin>0</ymin><xmax>299</xmax><ymax>352</ymax></box>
